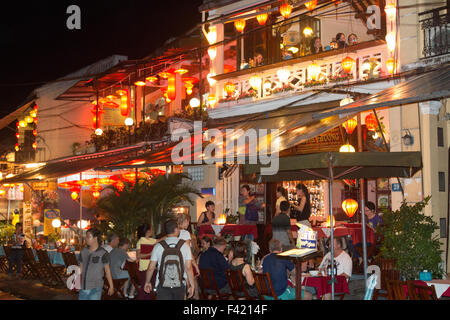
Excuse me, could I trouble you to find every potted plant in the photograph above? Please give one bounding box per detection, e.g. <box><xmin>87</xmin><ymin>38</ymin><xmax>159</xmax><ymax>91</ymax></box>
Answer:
<box><xmin>71</xmin><ymin>142</ymin><xmax>81</xmax><ymax>155</ymax></box>
<box><xmin>379</xmin><ymin>197</ymin><xmax>445</xmax><ymax>280</ymax></box>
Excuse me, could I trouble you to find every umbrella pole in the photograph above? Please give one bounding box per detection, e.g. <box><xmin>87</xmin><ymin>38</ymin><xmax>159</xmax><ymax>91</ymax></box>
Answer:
<box><xmin>361</xmin><ymin>198</ymin><xmax>368</xmax><ymax>291</ymax></box>
<box><xmin>328</xmin><ymin>153</ymin><xmax>335</xmax><ymax>300</ymax></box>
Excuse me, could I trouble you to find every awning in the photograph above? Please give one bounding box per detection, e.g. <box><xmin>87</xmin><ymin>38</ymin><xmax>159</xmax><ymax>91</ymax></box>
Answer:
<box><xmin>243</xmin><ymin>151</ymin><xmax>422</xmax><ymax>181</ymax></box>
<box><xmin>313</xmin><ymin>64</ymin><xmax>450</xmax><ymax>120</ymax></box>
<box><xmin>0</xmin><ymin>98</ymin><xmax>36</xmax><ymax>131</ymax></box>
<box><xmin>2</xmin><ymin>143</ymin><xmax>148</xmax><ymax>184</ymax></box>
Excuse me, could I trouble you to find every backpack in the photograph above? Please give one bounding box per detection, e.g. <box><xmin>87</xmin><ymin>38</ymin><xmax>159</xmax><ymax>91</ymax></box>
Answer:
<box><xmin>245</xmin><ymin>200</ymin><xmax>259</xmax><ymax>221</ymax></box>
<box><xmin>158</xmin><ymin>239</ymin><xmax>185</xmax><ymax>288</ymax></box>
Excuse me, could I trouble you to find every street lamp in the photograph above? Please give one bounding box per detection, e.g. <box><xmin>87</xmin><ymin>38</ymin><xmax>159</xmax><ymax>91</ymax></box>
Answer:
<box><xmin>125</xmin><ymin>117</ymin><xmax>134</xmax><ymax>144</ymax></box>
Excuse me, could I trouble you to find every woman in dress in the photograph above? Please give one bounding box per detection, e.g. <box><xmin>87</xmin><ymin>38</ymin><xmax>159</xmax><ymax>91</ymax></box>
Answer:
<box><xmin>197</xmin><ymin>201</ymin><xmax>216</xmax><ymax>227</ymax></box>
<box><xmin>290</xmin><ymin>183</ymin><xmax>311</xmax><ymax>227</ymax></box>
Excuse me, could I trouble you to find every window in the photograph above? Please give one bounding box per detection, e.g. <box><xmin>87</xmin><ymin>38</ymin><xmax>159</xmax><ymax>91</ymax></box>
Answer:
<box><xmin>440</xmin><ymin>218</ymin><xmax>447</xmax><ymax>238</ymax></box>
<box><xmin>438</xmin><ymin>171</ymin><xmax>445</xmax><ymax>192</ymax></box>
<box><xmin>437</xmin><ymin>127</ymin><xmax>444</xmax><ymax>147</ymax></box>
<box><xmin>187</xmin><ymin>167</ymin><xmax>204</xmax><ymax>181</ymax></box>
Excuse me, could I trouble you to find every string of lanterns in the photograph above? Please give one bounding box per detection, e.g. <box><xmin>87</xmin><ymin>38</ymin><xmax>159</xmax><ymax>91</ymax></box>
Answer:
<box><xmin>16</xmin><ymin>104</ymin><xmax>38</xmax><ymax>152</ymax></box>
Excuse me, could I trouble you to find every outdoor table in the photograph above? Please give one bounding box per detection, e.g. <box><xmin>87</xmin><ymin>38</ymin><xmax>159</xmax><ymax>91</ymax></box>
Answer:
<box><xmin>277</xmin><ymin>249</ymin><xmax>321</xmax><ymax>300</ymax></box>
<box><xmin>404</xmin><ymin>279</ymin><xmax>450</xmax><ymax>299</ymax></box>
<box><xmin>198</xmin><ymin>224</ymin><xmax>258</xmax><ymax>239</ymax></box>
<box><xmin>302</xmin><ymin>274</ymin><xmax>350</xmax><ymax>299</ymax></box>
<box><xmin>290</xmin><ymin>224</ymin><xmax>375</xmax><ymax>244</ymax></box>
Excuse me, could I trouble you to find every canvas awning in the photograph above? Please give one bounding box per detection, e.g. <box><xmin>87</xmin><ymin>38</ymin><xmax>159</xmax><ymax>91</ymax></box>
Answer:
<box><xmin>313</xmin><ymin>64</ymin><xmax>450</xmax><ymax>120</ymax></box>
<box><xmin>243</xmin><ymin>151</ymin><xmax>422</xmax><ymax>181</ymax></box>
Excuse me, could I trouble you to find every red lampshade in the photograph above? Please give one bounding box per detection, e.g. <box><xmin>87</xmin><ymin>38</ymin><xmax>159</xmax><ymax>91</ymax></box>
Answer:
<box><xmin>341</xmin><ymin>56</ymin><xmax>355</xmax><ymax>73</ymax></box>
<box><xmin>234</xmin><ymin>19</ymin><xmax>246</xmax><ymax>33</ymax></box>
<box><xmin>167</xmin><ymin>74</ymin><xmax>176</xmax><ymax>101</ymax></box>
<box><xmin>256</xmin><ymin>13</ymin><xmax>268</xmax><ymax>25</ymax></box>
<box><xmin>305</xmin><ymin>0</ymin><xmax>317</xmax><ymax>11</ymax></box>
<box><xmin>365</xmin><ymin>113</ymin><xmax>378</xmax><ymax>131</ymax></box>
<box><xmin>342</xmin><ymin>118</ymin><xmax>357</xmax><ymax>135</ymax></box>
<box><xmin>280</xmin><ymin>3</ymin><xmax>292</xmax><ymax>19</ymax></box>
<box><xmin>342</xmin><ymin>199</ymin><xmax>358</xmax><ymax>218</ymax></box>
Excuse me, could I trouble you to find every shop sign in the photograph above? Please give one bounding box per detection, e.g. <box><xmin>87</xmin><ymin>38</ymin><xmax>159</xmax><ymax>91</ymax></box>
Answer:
<box><xmin>32</xmin><ymin>181</ymin><xmax>58</xmax><ymax>191</ymax></box>
<box><xmin>23</xmin><ymin>202</ymin><xmax>33</xmax><ymax>239</ymax></box>
<box><xmin>391</xmin><ymin>183</ymin><xmax>401</xmax><ymax>192</ymax></box>
<box><xmin>292</xmin><ymin>127</ymin><xmax>344</xmax><ymax>154</ymax></box>
<box><xmin>43</xmin><ymin>209</ymin><xmax>60</xmax><ymax>236</ymax></box>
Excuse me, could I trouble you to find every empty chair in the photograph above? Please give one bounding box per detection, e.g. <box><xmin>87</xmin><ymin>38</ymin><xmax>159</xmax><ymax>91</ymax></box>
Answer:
<box><xmin>252</xmin><ymin>272</ymin><xmax>278</xmax><ymax>300</ymax></box>
<box><xmin>386</xmin><ymin>280</ymin><xmax>408</xmax><ymax>300</ymax></box>
<box><xmin>407</xmin><ymin>281</ymin><xmax>438</xmax><ymax>300</ymax></box>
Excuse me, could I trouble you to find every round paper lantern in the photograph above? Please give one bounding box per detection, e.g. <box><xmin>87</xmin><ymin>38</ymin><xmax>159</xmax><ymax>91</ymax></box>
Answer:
<box><xmin>71</xmin><ymin>191</ymin><xmax>79</xmax><ymax>200</ymax></box>
<box><xmin>95</xmin><ymin>128</ymin><xmax>103</xmax><ymax>136</ymax></box>
<box><xmin>386</xmin><ymin>58</ymin><xmax>396</xmax><ymax>74</ymax></box>
<box><xmin>341</xmin><ymin>56</ymin><xmax>355</xmax><ymax>73</ymax></box>
<box><xmin>342</xmin><ymin>199</ymin><xmax>358</xmax><ymax>218</ymax></box>
<box><xmin>256</xmin><ymin>13</ymin><xmax>268</xmax><ymax>25</ymax></box>
<box><xmin>224</xmin><ymin>82</ymin><xmax>235</xmax><ymax>96</ymax></box>
<box><xmin>385</xmin><ymin>32</ymin><xmax>396</xmax><ymax>52</ymax></box>
<box><xmin>305</xmin><ymin>0</ymin><xmax>317</xmax><ymax>11</ymax></box>
<box><xmin>365</xmin><ymin>113</ymin><xmax>378</xmax><ymax>131</ymax></box>
<box><xmin>234</xmin><ymin>19</ymin><xmax>246</xmax><ymax>33</ymax></box>
<box><xmin>342</xmin><ymin>118</ymin><xmax>357</xmax><ymax>135</ymax></box>
<box><xmin>280</xmin><ymin>3</ymin><xmax>292</xmax><ymax>19</ymax></box>
<box><xmin>15</xmin><ymin>144</ymin><xmax>19</xmax><ymax>152</ymax></box>
<box><xmin>19</xmin><ymin>120</ymin><xmax>27</xmax><ymax>128</ymax></box>
<box><xmin>206</xmin><ymin>26</ymin><xmax>217</xmax><ymax>45</ymax></box>
<box><xmin>32</xmin><ymin>142</ymin><xmax>37</xmax><ymax>149</ymax></box>
<box><xmin>16</xmin><ymin>133</ymin><xmax>19</xmax><ymax>139</ymax></box>
<box><xmin>185</xmin><ymin>82</ymin><xmax>194</xmax><ymax>95</ymax></box>
<box><xmin>339</xmin><ymin>144</ymin><xmax>355</xmax><ymax>152</ymax></box>
<box><xmin>190</xmin><ymin>97</ymin><xmax>200</xmax><ymax>108</ymax></box>
<box><xmin>52</xmin><ymin>219</ymin><xmax>61</xmax><ymax>228</ymax></box>
<box><xmin>25</xmin><ymin>116</ymin><xmax>34</xmax><ymax>123</ymax></box>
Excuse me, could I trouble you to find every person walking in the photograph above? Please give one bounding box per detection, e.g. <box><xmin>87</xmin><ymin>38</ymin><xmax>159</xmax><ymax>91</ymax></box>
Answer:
<box><xmin>78</xmin><ymin>228</ymin><xmax>114</xmax><ymax>300</ymax></box>
<box><xmin>8</xmin><ymin>223</ymin><xmax>26</xmax><ymax>279</ymax></box>
<box><xmin>136</xmin><ymin>223</ymin><xmax>157</xmax><ymax>300</ymax></box>
<box><xmin>110</xmin><ymin>237</ymin><xmax>136</xmax><ymax>299</ymax></box>
<box><xmin>144</xmin><ymin>219</ymin><xmax>195</xmax><ymax>300</ymax></box>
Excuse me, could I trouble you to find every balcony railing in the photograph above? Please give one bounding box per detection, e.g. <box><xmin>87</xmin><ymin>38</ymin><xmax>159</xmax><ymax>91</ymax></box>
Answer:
<box><xmin>419</xmin><ymin>6</ymin><xmax>450</xmax><ymax>58</ymax></box>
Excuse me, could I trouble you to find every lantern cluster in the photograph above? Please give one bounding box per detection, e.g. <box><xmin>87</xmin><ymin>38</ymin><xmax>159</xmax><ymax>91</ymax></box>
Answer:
<box><xmin>16</xmin><ymin>104</ymin><xmax>38</xmax><ymax>152</ymax></box>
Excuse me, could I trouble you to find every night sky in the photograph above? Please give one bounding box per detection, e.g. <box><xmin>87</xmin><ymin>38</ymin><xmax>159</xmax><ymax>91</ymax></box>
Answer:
<box><xmin>0</xmin><ymin>0</ymin><xmax>203</xmax><ymax>150</ymax></box>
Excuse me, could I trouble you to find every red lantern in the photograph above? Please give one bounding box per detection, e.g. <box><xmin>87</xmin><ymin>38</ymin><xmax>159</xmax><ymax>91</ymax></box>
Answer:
<box><xmin>16</xmin><ymin>133</ymin><xmax>20</xmax><ymax>139</ymax></box>
<box><xmin>91</xmin><ymin>184</ymin><xmax>102</xmax><ymax>199</ymax></box>
<box><xmin>91</xmin><ymin>107</ymin><xmax>104</xmax><ymax>129</ymax></box>
<box><xmin>305</xmin><ymin>0</ymin><xmax>317</xmax><ymax>11</ymax></box>
<box><xmin>342</xmin><ymin>118</ymin><xmax>357</xmax><ymax>135</ymax></box>
<box><xmin>33</xmin><ymin>129</ymin><xmax>37</xmax><ymax>136</ymax></box>
<box><xmin>342</xmin><ymin>199</ymin><xmax>358</xmax><ymax>218</ymax></box>
<box><xmin>167</xmin><ymin>74</ymin><xmax>176</xmax><ymax>101</ymax></box>
<box><xmin>116</xmin><ymin>89</ymin><xmax>129</xmax><ymax>116</ymax></box>
<box><xmin>256</xmin><ymin>13</ymin><xmax>268</xmax><ymax>25</ymax></box>
<box><xmin>365</xmin><ymin>113</ymin><xmax>378</xmax><ymax>131</ymax></box>
<box><xmin>224</xmin><ymin>82</ymin><xmax>235</xmax><ymax>96</ymax></box>
<box><xmin>280</xmin><ymin>3</ymin><xmax>292</xmax><ymax>19</ymax></box>
<box><xmin>341</xmin><ymin>56</ymin><xmax>355</xmax><ymax>73</ymax></box>
<box><xmin>234</xmin><ymin>19</ymin><xmax>246</xmax><ymax>33</ymax></box>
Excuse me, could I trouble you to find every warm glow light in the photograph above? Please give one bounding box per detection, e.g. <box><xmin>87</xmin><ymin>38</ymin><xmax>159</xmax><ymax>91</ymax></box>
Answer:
<box><xmin>287</xmin><ymin>47</ymin><xmax>299</xmax><ymax>54</ymax></box>
<box><xmin>324</xmin><ymin>215</ymin><xmax>336</xmax><ymax>228</ymax></box>
<box><xmin>174</xmin><ymin>68</ymin><xmax>188</xmax><ymax>75</ymax></box>
<box><xmin>125</xmin><ymin>117</ymin><xmax>134</xmax><ymax>126</ymax></box>
<box><xmin>207</xmin><ymin>72</ymin><xmax>216</xmax><ymax>86</ymax></box>
<box><xmin>120</xmin><ymin>93</ymin><xmax>129</xmax><ymax>116</ymax></box>
<box><xmin>307</xmin><ymin>63</ymin><xmax>320</xmax><ymax>81</ymax></box>
<box><xmin>134</xmin><ymin>81</ymin><xmax>146</xmax><ymax>87</ymax></box>
<box><xmin>52</xmin><ymin>219</ymin><xmax>61</xmax><ymax>228</ymax></box>
<box><xmin>339</xmin><ymin>144</ymin><xmax>355</xmax><ymax>152</ymax></box>
<box><xmin>95</xmin><ymin>128</ymin><xmax>103</xmax><ymax>136</ymax></box>
<box><xmin>303</xmin><ymin>27</ymin><xmax>313</xmax><ymax>37</ymax></box>
<box><xmin>217</xmin><ymin>214</ymin><xmax>227</xmax><ymax>225</ymax></box>
<box><xmin>77</xmin><ymin>220</ymin><xmax>89</xmax><ymax>229</ymax></box>
<box><xmin>256</xmin><ymin>13</ymin><xmax>268</xmax><ymax>25</ymax></box>
<box><xmin>234</xmin><ymin>19</ymin><xmax>246</xmax><ymax>33</ymax></box>
<box><xmin>340</xmin><ymin>97</ymin><xmax>354</xmax><ymax>106</ymax></box>
<box><xmin>305</xmin><ymin>0</ymin><xmax>317</xmax><ymax>11</ymax></box>
<box><xmin>32</xmin><ymin>142</ymin><xmax>37</xmax><ymax>149</ymax></box>
<box><xmin>158</xmin><ymin>72</ymin><xmax>171</xmax><ymax>79</ymax></box>
<box><xmin>71</xmin><ymin>191</ymin><xmax>78</xmax><ymax>200</ymax></box>
<box><xmin>365</xmin><ymin>113</ymin><xmax>378</xmax><ymax>131</ymax></box>
<box><xmin>167</xmin><ymin>75</ymin><xmax>176</xmax><ymax>101</ymax></box>
<box><xmin>185</xmin><ymin>82</ymin><xmax>194</xmax><ymax>95</ymax></box>
<box><xmin>16</xmin><ymin>133</ymin><xmax>19</xmax><ymax>139</ymax></box>
<box><xmin>279</xmin><ymin>3</ymin><xmax>292</xmax><ymax>19</ymax></box>
<box><xmin>116</xmin><ymin>89</ymin><xmax>127</xmax><ymax>96</ymax></box>
<box><xmin>206</xmin><ymin>26</ymin><xmax>217</xmax><ymax>45</ymax></box>
<box><xmin>384</xmin><ymin>3</ymin><xmax>396</xmax><ymax>20</ymax></box>
<box><xmin>25</xmin><ymin>116</ymin><xmax>33</xmax><ymax>123</ymax></box>
<box><xmin>263</xmin><ymin>80</ymin><xmax>272</xmax><ymax>91</ymax></box>
<box><xmin>341</xmin><ymin>56</ymin><xmax>355</xmax><ymax>73</ymax></box>
<box><xmin>386</xmin><ymin>58</ymin><xmax>396</xmax><ymax>74</ymax></box>
<box><xmin>92</xmin><ymin>191</ymin><xmax>100</xmax><ymax>199</ymax></box>
<box><xmin>0</xmin><ymin>189</ymin><xmax>5</xmax><ymax>196</ymax></box>
<box><xmin>19</xmin><ymin>120</ymin><xmax>27</xmax><ymax>128</ymax></box>
<box><xmin>30</xmin><ymin>110</ymin><xmax>37</xmax><ymax>118</ymax></box>
<box><xmin>342</xmin><ymin>199</ymin><xmax>358</xmax><ymax>218</ymax></box>
<box><xmin>385</xmin><ymin>32</ymin><xmax>396</xmax><ymax>52</ymax></box>
<box><xmin>146</xmin><ymin>76</ymin><xmax>158</xmax><ymax>82</ymax></box>
<box><xmin>33</xmin><ymin>129</ymin><xmax>37</xmax><ymax>136</ymax></box>
<box><xmin>249</xmin><ymin>75</ymin><xmax>262</xmax><ymax>90</ymax></box>
<box><xmin>224</xmin><ymin>82</ymin><xmax>235</xmax><ymax>96</ymax></box>
<box><xmin>207</xmin><ymin>47</ymin><xmax>217</xmax><ymax>60</ymax></box>
<box><xmin>207</xmin><ymin>94</ymin><xmax>217</xmax><ymax>108</ymax></box>
<box><xmin>342</xmin><ymin>118</ymin><xmax>357</xmax><ymax>135</ymax></box>
<box><xmin>106</xmin><ymin>94</ymin><xmax>117</xmax><ymax>100</ymax></box>
<box><xmin>362</xmin><ymin>60</ymin><xmax>371</xmax><ymax>72</ymax></box>
<box><xmin>190</xmin><ymin>97</ymin><xmax>200</xmax><ymax>108</ymax></box>
<box><xmin>277</xmin><ymin>68</ymin><xmax>290</xmax><ymax>83</ymax></box>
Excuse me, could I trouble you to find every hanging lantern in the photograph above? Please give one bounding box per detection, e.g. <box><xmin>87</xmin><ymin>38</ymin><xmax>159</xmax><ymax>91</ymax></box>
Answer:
<box><xmin>206</xmin><ymin>26</ymin><xmax>217</xmax><ymax>44</ymax></box>
<box><xmin>91</xmin><ymin>184</ymin><xmax>102</xmax><ymax>199</ymax></box>
<box><xmin>134</xmin><ymin>80</ymin><xmax>146</xmax><ymax>87</ymax></box>
<box><xmin>16</xmin><ymin>122</ymin><xmax>20</xmax><ymax>129</ymax></box>
<box><xmin>305</xmin><ymin>0</ymin><xmax>317</xmax><ymax>11</ymax></box>
<box><xmin>190</xmin><ymin>97</ymin><xmax>200</xmax><ymax>108</ymax></box>
<box><xmin>307</xmin><ymin>63</ymin><xmax>320</xmax><ymax>81</ymax></box>
<box><xmin>365</xmin><ymin>113</ymin><xmax>378</xmax><ymax>131</ymax></box>
<box><xmin>116</xmin><ymin>89</ymin><xmax>129</xmax><ymax>116</ymax></box>
<box><xmin>207</xmin><ymin>94</ymin><xmax>217</xmax><ymax>108</ymax></box>
<box><xmin>33</xmin><ymin>129</ymin><xmax>37</xmax><ymax>136</ymax></box>
<box><xmin>207</xmin><ymin>72</ymin><xmax>216</xmax><ymax>86</ymax></box>
<box><xmin>342</xmin><ymin>118</ymin><xmax>357</xmax><ymax>135</ymax></box>
<box><xmin>224</xmin><ymin>82</ymin><xmax>236</xmax><ymax>96</ymax></box>
<box><xmin>15</xmin><ymin>143</ymin><xmax>19</xmax><ymax>152</ymax></box>
<box><xmin>19</xmin><ymin>120</ymin><xmax>27</xmax><ymax>128</ymax></box>
<box><xmin>256</xmin><ymin>13</ymin><xmax>268</xmax><ymax>25</ymax></box>
<box><xmin>32</xmin><ymin>142</ymin><xmax>37</xmax><ymax>149</ymax></box>
<box><xmin>95</xmin><ymin>128</ymin><xmax>103</xmax><ymax>136</ymax></box>
<box><xmin>70</xmin><ymin>187</ymin><xmax>80</xmax><ymax>200</ymax></box>
<box><xmin>234</xmin><ymin>19</ymin><xmax>246</xmax><ymax>33</ymax></box>
<box><xmin>185</xmin><ymin>82</ymin><xmax>194</xmax><ymax>95</ymax></box>
<box><xmin>174</xmin><ymin>68</ymin><xmax>188</xmax><ymax>75</ymax></box>
<box><xmin>16</xmin><ymin>133</ymin><xmax>19</xmax><ymax>139</ymax></box>
<box><xmin>339</xmin><ymin>144</ymin><xmax>355</xmax><ymax>152</ymax></box>
<box><xmin>34</xmin><ymin>118</ymin><xmax>38</xmax><ymax>125</ymax></box>
<box><xmin>303</xmin><ymin>27</ymin><xmax>313</xmax><ymax>37</ymax></box>
<box><xmin>30</xmin><ymin>110</ymin><xmax>37</xmax><ymax>118</ymax></box>
<box><xmin>91</xmin><ymin>107</ymin><xmax>104</xmax><ymax>129</ymax></box>
<box><xmin>341</xmin><ymin>56</ymin><xmax>355</xmax><ymax>73</ymax></box>
<box><xmin>207</xmin><ymin>47</ymin><xmax>217</xmax><ymax>60</ymax></box>
<box><xmin>342</xmin><ymin>199</ymin><xmax>358</xmax><ymax>218</ymax></box>
<box><xmin>340</xmin><ymin>97</ymin><xmax>354</xmax><ymax>106</ymax></box>
<box><xmin>277</xmin><ymin>68</ymin><xmax>290</xmax><ymax>83</ymax></box>
<box><xmin>167</xmin><ymin>74</ymin><xmax>176</xmax><ymax>101</ymax></box>
<box><xmin>324</xmin><ymin>215</ymin><xmax>336</xmax><ymax>228</ymax></box>
<box><xmin>19</xmin><ymin>185</ymin><xmax>24</xmax><ymax>193</ymax></box>
<box><xmin>385</xmin><ymin>32</ymin><xmax>396</xmax><ymax>52</ymax></box>
<box><xmin>146</xmin><ymin>76</ymin><xmax>158</xmax><ymax>83</ymax></box>
<box><xmin>249</xmin><ymin>75</ymin><xmax>262</xmax><ymax>90</ymax></box>
<box><xmin>279</xmin><ymin>3</ymin><xmax>292</xmax><ymax>19</ymax></box>
<box><xmin>386</xmin><ymin>58</ymin><xmax>396</xmax><ymax>74</ymax></box>
<box><xmin>158</xmin><ymin>72</ymin><xmax>171</xmax><ymax>79</ymax></box>
<box><xmin>384</xmin><ymin>3</ymin><xmax>396</xmax><ymax>20</ymax></box>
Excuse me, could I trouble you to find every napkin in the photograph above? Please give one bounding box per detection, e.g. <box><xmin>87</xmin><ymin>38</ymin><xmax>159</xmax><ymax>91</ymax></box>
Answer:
<box><xmin>211</xmin><ymin>224</ymin><xmax>225</xmax><ymax>235</ymax></box>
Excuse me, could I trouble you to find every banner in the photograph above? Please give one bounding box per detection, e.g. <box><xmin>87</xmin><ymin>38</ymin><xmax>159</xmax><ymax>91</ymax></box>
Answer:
<box><xmin>44</xmin><ymin>209</ymin><xmax>60</xmax><ymax>236</ymax></box>
<box><xmin>23</xmin><ymin>202</ymin><xmax>33</xmax><ymax>239</ymax></box>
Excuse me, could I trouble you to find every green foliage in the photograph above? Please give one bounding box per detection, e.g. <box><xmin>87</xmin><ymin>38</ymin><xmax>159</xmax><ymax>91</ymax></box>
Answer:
<box><xmin>379</xmin><ymin>196</ymin><xmax>445</xmax><ymax>280</ymax></box>
<box><xmin>47</xmin><ymin>231</ymin><xmax>61</xmax><ymax>244</ymax></box>
<box><xmin>0</xmin><ymin>222</ymin><xmax>15</xmax><ymax>244</ymax></box>
<box><xmin>96</xmin><ymin>173</ymin><xmax>202</xmax><ymax>245</ymax></box>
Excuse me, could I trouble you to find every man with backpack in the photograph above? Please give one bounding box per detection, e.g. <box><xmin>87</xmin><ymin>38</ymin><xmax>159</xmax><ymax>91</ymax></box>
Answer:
<box><xmin>144</xmin><ymin>219</ymin><xmax>195</xmax><ymax>300</ymax></box>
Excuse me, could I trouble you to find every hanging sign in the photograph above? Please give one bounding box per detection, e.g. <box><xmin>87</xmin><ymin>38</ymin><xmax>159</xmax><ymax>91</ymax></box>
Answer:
<box><xmin>23</xmin><ymin>202</ymin><xmax>33</xmax><ymax>239</ymax></box>
<box><xmin>44</xmin><ymin>209</ymin><xmax>60</xmax><ymax>236</ymax></box>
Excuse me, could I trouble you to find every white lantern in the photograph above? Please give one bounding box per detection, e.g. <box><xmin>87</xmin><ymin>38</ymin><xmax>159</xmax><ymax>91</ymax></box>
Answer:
<box><xmin>207</xmin><ymin>47</ymin><xmax>216</xmax><ymax>60</ymax></box>
<box><xmin>52</xmin><ymin>219</ymin><xmax>61</xmax><ymax>228</ymax></box>
<box><xmin>277</xmin><ymin>68</ymin><xmax>290</xmax><ymax>83</ymax></box>
<box><xmin>95</xmin><ymin>128</ymin><xmax>103</xmax><ymax>136</ymax></box>
<box><xmin>206</xmin><ymin>26</ymin><xmax>217</xmax><ymax>45</ymax></box>
<box><xmin>385</xmin><ymin>32</ymin><xmax>396</xmax><ymax>52</ymax></box>
<box><xmin>207</xmin><ymin>72</ymin><xmax>216</xmax><ymax>86</ymax></box>
<box><xmin>190</xmin><ymin>97</ymin><xmax>200</xmax><ymax>108</ymax></box>
<box><xmin>77</xmin><ymin>220</ymin><xmax>89</xmax><ymax>229</ymax></box>
<box><xmin>340</xmin><ymin>97</ymin><xmax>354</xmax><ymax>106</ymax></box>
<box><xmin>125</xmin><ymin>117</ymin><xmax>134</xmax><ymax>127</ymax></box>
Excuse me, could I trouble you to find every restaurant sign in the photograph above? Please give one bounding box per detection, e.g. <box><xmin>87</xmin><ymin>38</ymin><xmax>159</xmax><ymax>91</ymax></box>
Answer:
<box><xmin>23</xmin><ymin>202</ymin><xmax>33</xmax><ymax>239</ymax></box>
<box><xmin>43</xmin><ymin>209</ymin><xmax>60</xmax><ymax>236</ymax></box>
<box><xmin>293</xmin><ymin>127</ymin><xmax>344</xmax><ymax>155</ymax></box>
<box><xmin>32</xmin><ymin>181</ymin><xmax>58</xmax><ymax>191</ymax></box>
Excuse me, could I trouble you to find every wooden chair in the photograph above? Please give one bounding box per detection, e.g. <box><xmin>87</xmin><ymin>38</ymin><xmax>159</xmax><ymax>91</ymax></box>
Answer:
<box><xmin>372</xmin><ymin>258</ymin><xmax>400</xmax><ymax>300</ymax></box>
<box><xmin>0</xmin><ymin>255</ymin><xmax>8</xmax><ymax>273</ymax></box>
<box><xmin>124</xmin><ymin>260</ymin><xmax>156</xmax><ymax>300</ymax></box>
<box><xmin>253</xmin><ymin>271</ymin><xmax>278</xmax><ymax>300</ymax></box>
<box><xmin>386</xmin><ymin>280</ymin><xmax>408</xmax><ymax>300</ymax></box>
<box><xmin>198</xmin><ymin>268</ymin><xmax>231</xmax><ymax>300</ymax></box>
<box><xmin>2</xmin><ymin>246</ymin><xmax>15</xmax><ymax>273</ymax></box>
<box><xmin>226</xmin><ymin>269</ymin><xmax>255</xmax><ymax>300</ymax></box>
<box><xmin>407</xmin><ymin>281</ymin><xmax>438</xmax><ymax>300</ymax></box>
<box><xmin>35</xmin><ymin>249</ymin><xmax>66</xmax><ymax>287</ymax></box>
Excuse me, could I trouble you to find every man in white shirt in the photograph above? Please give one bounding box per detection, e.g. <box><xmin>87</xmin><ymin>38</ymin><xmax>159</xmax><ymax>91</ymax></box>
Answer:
<box><xmin>318</xmin><ymin>237</ymin><xmax>352</xmax><ymax>300</ymax></box>
<box><xmin>102</xmin><ymin>233</ymin><xmax>119</xmax><ymax>253</ymax></box>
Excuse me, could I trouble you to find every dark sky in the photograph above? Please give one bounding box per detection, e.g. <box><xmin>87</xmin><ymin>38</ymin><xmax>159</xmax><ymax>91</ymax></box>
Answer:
<box><xmin>0</xmin><ymin>0</ymin><xmax>203</xmax><ymax>148</ymax></box>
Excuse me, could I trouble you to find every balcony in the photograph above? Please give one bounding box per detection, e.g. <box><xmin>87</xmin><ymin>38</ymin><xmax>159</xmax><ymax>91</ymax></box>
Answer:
<box><xmin>212</xmin><ymin>39</ymin><xmax>389</xmax><ymax>109</ymax></box>
<box><xmin>419</xmin><ymin>6</ymin><xmax>450</xmax><ymax>58</ymax></box>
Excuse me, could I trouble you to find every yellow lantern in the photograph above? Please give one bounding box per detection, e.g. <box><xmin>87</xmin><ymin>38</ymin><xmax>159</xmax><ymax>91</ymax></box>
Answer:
<box><xmin>305</xmin><ymin>0</ymin><xmax>317</xmax><ymax>11</ymax></box>
<box><xmin>303</xmin><ymin>27</ymin><xmax>313</xmax><ymax>37</ymax></box>
<box><xmin>249</xmin><ymin>75</ymin><xmax>262</xmax><ymax>90</ymax></box>
<box><xmin>224</xmin><ymin>82</ymin><xmax>236</xmax><ymax>96</ymax></box>
<box><xmin>342</xmin><ymin>118</ymin><xmax>357</xmax><ymax>135</ymax></box>
<box><xmin>30</xmin><ymin>110</ymin><xmax>37</xmax><ymax>118</ymax></box>
<box><xmin>307</xmin><ymin>63</ymin><xmax>320</xmax><ymax>81</ymax></box>
<box><xmin>146</xmin><ymin>76</ymin><xmax>158</xmax><ymax>82</ymax></box>
<box><xmin>207</xmin><ymin>94</ymin><xmax>217</xmax><ymax>108</ymax></box>
<box><xmin>339</xmin><ymin>144</ymin><xmax>355</xmax><ymax>152</ymax></box>
<box><xmin>206</xmin><ymin>26</ymin><xmax>217</xmax><ymax>45</ymax></box>
<box><xmin>185</xmin><ymin>82</ymin><xmax>194</xmax><ymax>95</ymax></box>
<box><xmin>256</xmin><ymin>13</ymin><xmax>268</xmax><ymax>25</ymax></box>
<box><xmin>386</xmin><ymin>58</ymin><xmax>396</xmax><ymax>74</ymax></box>
<box><xmin>280</xmin><ymin>3</ymin><xmax>292</xmax><ymax>19</ymax></box>
<box><xmin>234</xmin><ymin>19</ymin><xmax>246</xmax><ymax>33</ymax></box>
<box><xmin>341</xmin><ymin>56</ymin><xmax>355</xmax><ymax>73</ymax></box>
<box><xmin>385</xmin><ymin>32</ymin><xmax>396</xmax><ymax>52</ymax></box>
<box><xmin>25</xmin><ymin>116</ymin><xmax>34</xmax><ymax>123</ymax></box>
<box><xmin>384</xmin><ymin>3</ymin><xmax>396</xmax><ymax>20</ymax></box>
<box><xmin>19</xmin><ymin>120</ymin><xmax>27</xmax><ymax>128</ymax></box>
<box><xmin>134</xmin><ymin>80</ymin><xmax>146</xmax><ymax>87</ymax></box>
<box><xmin>207</xmin><ymin>47</ymin><xmax>216</xmax><ymax>60</ymax></box>
<box><xmin>342</xmin><ymin>199</ymin><xmax>358</xmax><ymax>218</ymax></box>
<box><xmin>71</xmin><ymin>191</ymin><xmax>79</xmax><ymax>200</ymax></box>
